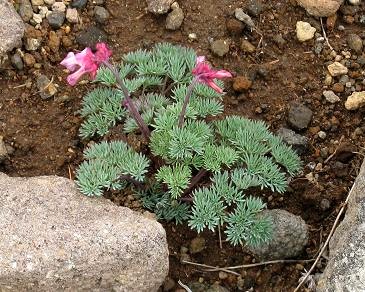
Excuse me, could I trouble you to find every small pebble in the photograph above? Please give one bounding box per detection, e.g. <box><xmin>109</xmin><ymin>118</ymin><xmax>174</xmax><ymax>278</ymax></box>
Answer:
<box><xmin>66</xmin><ymin>8</ymin><xmax>79</xmax><ymax>23</ymax></box>
<box><xmin>190</xmin><ymin>237</ymin><xmax>206</xmax><ymax>254</ymax></box>
<box><xmin>71</xmin><ymin>0</ymin><xmax>87</xmax><ymax>8</ymax></box>
<box><xmin>296</xmin><ymin>21</ymin><xmax>316</xmax><ymax>42</ymax></box>
<box><xmin>327</xmin><ymin>62</ymin><xmax>348</xmax><ymax>77</ymax></box>
<box><xmin>94</xmin><ymin>6</ymin><xmax>110</xmax><ymax>24</ymax></box>
<box><xmin>47</xmin><ymin>11</ymin><xmax>65</xmax><ymax>29</ymax></box>
<box><xmin>318</xmin><ymin>131</ymin><xmax>327</xmax><ymax>139</ymax></box>
<box><xmin>240</xmin><ymin>39</ymin><xmax>255</xmax><ymax>53</ymax></box>
<box><xmin>165</xmin><ymin>2</ymin><xmax>184</xmax><ymax>30</ymax></box>
<box><xmin>11</xmin><ymin>53</ymin><xmax>24</xmax><ymax>70</ymax></box>
<box><xmin>323</xmin><ymin>90</ymin><xmax>340</xmax><ymax>103</ymax></box>
<box><xmin>52</xmin><ymin>1</ymin><xmax>66</xmax><ymax>12</ymax></box>
<box><xmin>211</xmin><ymin>39</ymin><xmax>230</xmax><ymax>57</ymax></box>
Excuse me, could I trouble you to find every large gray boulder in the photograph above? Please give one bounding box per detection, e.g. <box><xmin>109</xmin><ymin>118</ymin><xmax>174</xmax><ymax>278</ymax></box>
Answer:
<box><xmin>317</xmin><ymin>160</ymin><xmax>365</xmax><ymax>292</ymax></box>
<box><xmin>0</xmin><ymin>0</ymin><xmax>25</xmax><ymax>56</ymax></box>
<box><xmin>297</xmin><ymin>0</ymin><xmax>344</xmax><ymax>17</ymax></box>
<box><xmin>0</xmin><ymin>173</ymin><xmax>169</xmax><ymax>291</ymax></box>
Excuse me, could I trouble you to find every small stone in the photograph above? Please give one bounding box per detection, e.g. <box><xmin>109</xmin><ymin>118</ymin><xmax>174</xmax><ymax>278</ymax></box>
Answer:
<box><xmin>318</xmin><ymin>131</ymin><xmax>327</xmax><ymax>139</ymax></box>
<box><xmin>71</xmin><ymin>0</ymin><xmax>87</xmax><ymax>8</ymax></box>
<box><xmin>323</xmin><ymin>90</ymin><xmax>340</xmax><ymax>103</ymax></box>
<box><xmin>233</xmin><ymin>76</ymin><xmax>252</xmax><ymax>92</ymax></box>
<box><xmin>52</xmin><ymin>1</ymin><xmax>66</xmax><ymax>12</ymax></box>
<box><xmin>94</xmin><ymin>0</ymin><xmax>105</xmax><ymax>4</ymax></box>
<box><xmin>276</xmin><ymin>127</ymin><xmax>309</xmax><ymax>155</ymax></box>
<box><xmin>226</xmin><ymin>18</ymin><xmax>244</xmax><ymax>35</ymax></box>
<box><xmin>66</xmin><ymin>8</ymin><xmax>79</xmax><ymax>23</ymax></box>
<box><xmin>349</xmin><ymin>0</ymin><xmax>361</xmax><ymax>4</ymax></box>
<box><xmin>247</xmin><ymin>209</ymin><xmax>309</xmax><ymax>260</ymax></box>
<box><xmin>47</xmin><ymin>11</ymin><xmax>65</xmax><ymax>29</ymax></box>
<box><xmin>39</xmin><ymin>6</ymin><xmax>48</xmax><ymax>18</ymax></box>
<box><xmin>347</xmin><ymin>34</ymin><xmax>363</xmax><ymax>53</ymax></box>
<box><xmin>94</xmin><ymin>6</ymin><xmax>110</xmax><ymax>24</ymax></box>
<box><xmin>48</xmin><ymin>31</ymin><xmax>60</xmax><ymax>53</ymax></box>
<box><xmin>44</xmin><ymin>0</ymin><xmax>55</xmax><ymax>5</ymax></box>
<box><xmin>19</xmin><ymin>0</ymin><xmax>34</xmax><ymax>22</ymax></box>
<box><xmin>25</xmin><ymin>38</ymin><xmax>41</xmax><ymax>51</ymax></box>
<box><xmin>345</xmin><ymin>91</ymin><xmax>365</xmax><ymax>110</ymax></box>
<box><xmin>245</xmin><ymin>0</ymin><xmax>263</xmax><ymax>16</ymax></box>
<box><xmin>211</xmin><ymin>39</ymin><xmax>230</xmax><ymax>57</ymax></box>
<box><xmin>218</xmin><ymin>271</ymin><xmax>228</xmax><ymax>280</ymax></box>
<box><xmin>11</xmin><ymin>53</ymin><xmax>24</xmax><ymax>70</ymax></box>
<box><xmin>165</xmin><ymin>2</ymin><xmax>184</xmax><ymax>30</ymax></box>
<box><xmin>32</xmin><ymin>13</ymin><xmax>43</xmax><ymax>24</ymax></box>
<box><xmin>296</xmin><ymin>21</ymin><xmax>316</xmax><ymax>42</ymax></box>
<box><xmin>23</xmin><ymin>53</ymin><xmax>36</xmax><ymax>67</ymax></box>
<box><xmin>327</xmin><ymin>62</ymin><xmax>348</xmax><ymax>77</ymax></box>
<box><xmin>332</xmin><ymin>82</ymin><xmax>344</xmax><ymax>93</ymax></box>
<box><xmin>297</xmin><ymin>0</ymin><xmax>344</xmax><ymax>17</ymax></box>
<box><xmin>288</xmin><ymin>103</ymin><xmax>313</xmax><ymax>130</ymax></box>
<box><xmin>240</xmin><ymin>39</ymin><xmax>255</xmax><ymax>53</ymax></box>
<box><xmin>190</xmin><ymin>237</ymin><xmax>206</xmax><ymax>254</ymax></box>
<box><xmin>36</xmin><ymin>74</ymin><xmax>57</xmax><ymax>99</ymax></box>
<box><xmin>76</xmin><ymin>26</ymin><xmax>108</xmax><ymax>47</ymax></box>
<box><xmin>324</xmin><ymin>74</ymin><xmax>333</xmax><ymax>86</ymax></box>
<box><xmin>188</xmin><ymin>33</ymin><xmax>197</xmax><ymax>41</ymax></box>
<box><xmin>0</xmin><ymin>136</ymin><xmax>8</xmax><ymax>163</ymax></box>
<box><xmin>235</xmin><ymin>8</ymin><xmax>255</xmax><ymax>28</ymax></box>
<box><xmin>207</xmin><ymin>284</ymin><xmax>230</xmax><ymax>292</ymax></box>
<box><xmin>31</xmin><ymin>0</ymin><xmax>44</xmax><ymax>6</ymax></box>
<box><xmin>147</xmin><ymin>0</ymin><xmax>174</xmax><ymax>15</ymax></box>
<box><xmin>320</xmin><ymin>198</ymin><xmax>331</xmax><ymax>211</ymax></box>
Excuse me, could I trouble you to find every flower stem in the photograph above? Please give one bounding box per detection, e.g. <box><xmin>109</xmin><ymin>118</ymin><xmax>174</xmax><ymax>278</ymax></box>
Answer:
<box><xmin>178</xmin><ymin>78</ymin><xmax>198</xmax><ymax>128</ymax></box>
<box><xmin>103</xmin><ymin>61</ymin><xmax>151</xmax><ymax>139</ymax></box>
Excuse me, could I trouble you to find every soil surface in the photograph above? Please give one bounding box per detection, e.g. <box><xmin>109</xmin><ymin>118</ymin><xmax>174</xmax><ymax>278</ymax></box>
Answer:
<box><xmin>1</xmin><ymin>0</ymin><xmax>365</xmax><ymax>291</ymax></box>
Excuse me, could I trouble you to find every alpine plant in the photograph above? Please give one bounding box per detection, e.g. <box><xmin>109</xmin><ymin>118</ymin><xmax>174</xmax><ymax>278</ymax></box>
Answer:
<box><xmin>61</xmin><ymin>43</ymin><xmax>302</xmax><ymax>248</ymax></box>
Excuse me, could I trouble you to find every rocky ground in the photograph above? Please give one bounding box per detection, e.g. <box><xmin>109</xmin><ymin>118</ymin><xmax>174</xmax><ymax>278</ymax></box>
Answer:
<box><xmin>1</xmin><ymin>0</ymin><xmax>365</xmax><ymax>291</ymax></box>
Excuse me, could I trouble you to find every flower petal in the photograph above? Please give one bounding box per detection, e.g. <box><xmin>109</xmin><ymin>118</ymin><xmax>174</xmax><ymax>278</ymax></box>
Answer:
<box><xmin>94</xmin><ymin>42</ymin><xmax>112</xmax><ymax>63</ymax></box>
<box><xmin>60</xmin><ymin>52</ymin><xmax>78</xmax><ymax>71</ymax></box>
<box><xmin>213</xmin><ymin>70</ymin><xmax>232</xmax><ymax>79</ymax></box>
<box><xmin>66</xmin><ymin>67</ymin><xmax>86</xmax><ymax>86</ymax></box>
<box><xmin>206</xmin><ymin>80</ymin><xmax>224</xmax><ymax>93</ymax></box>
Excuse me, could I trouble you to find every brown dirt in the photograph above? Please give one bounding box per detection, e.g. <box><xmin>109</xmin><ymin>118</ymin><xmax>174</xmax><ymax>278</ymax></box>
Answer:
<box><xmin>1</xmin><ymin>0</ymin><xmax>365</xmax><ymax>291</ymax></box>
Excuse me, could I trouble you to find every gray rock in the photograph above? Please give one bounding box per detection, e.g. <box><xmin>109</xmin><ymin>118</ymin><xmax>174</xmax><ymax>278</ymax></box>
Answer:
<box><xmin>94</xmin><ymin>0</ymin><xmax>105</xmax><ymax>4</ymax></box>
<box><xmin>76</xmin><ymin>25</ymin><xmax>108</xmax><ymax>48</ymax></box>
<box><xmin>165</xmin><ymin>2</ymin><xmax>184</xmax><ymax>30</ymax></box>
<box><xmin>211</xmin><ymin>39</ymin><xmax>230</xmax><ymax>57</ymax></box>
<box><xmin>235</xmin><ymin>8</ymin><xmax>255</xmax><ymax>28</ymax></box>
<box><xmin>276</xmin><ymin>127</ymin><xmax>308</xmax><ymax>155</ymax></box>
<box><xmin>297</xmin><ymin>0</ymin><xmax>344</xmax><ymax>17</ymax></box>
<box><xmin>46</xmin><ymin>11</ymin><xmax>65</xmax><ymax>29</ymax></box>
<box><xmin>11</xmin><ymin>53</ymin><xmax>24</xmax><ymax>70</ymax></box>
<box><xmin>247</xmin><ymin>209</ymin><xmax>309</xmax><ymax>260</ymax></box>
<box><xmin>288</xmin><ymin>103</ymin><xmax>313</xmax><ymax>130</ymax></box>
<box><xmin>0</xmin><ymin>0</ymin><xmax>25</xmax><ymax>56</ymax></box>
<box><xmin>94</xmin><ymin>6</ymin><xmax>110</xmax><ymax>24</ymax></box>
<box><xmin>317</xmin><ymin>160</ymin><xmax>365</xmax><ymax>291</ymax></box>
<box><xmin>347</xmin><ymin>33</ymin><xmax>363</xmax><ymax>53</ymax></box>
<box><xmin>36</xmin><ymin>74</ymin><xmax>57</xmax><ymax>99</ymax></box>
<box><xmin>71</xmin><ymin>0</ymin><xmax>87</xmax><ymax>8</ymax></box>
<box><xmin>323</xmin><ymin>90</ymin><xmax>340</xmax><ymax>103</ymax></box>
<box><xmin>245</xmin><ymin>0</ymin><xmax>263</xmax><ymax>16</ymax></box>
<box><xmin>19</xmin><ymin>0</ymin><xmax>34</xmax><ymax>22</ymax></box>
<box><xmin>0</xmin><ymin>136</ymin><xmax>8</xmax><ymax>163</ymax></box>
<box><xmin>0</xmin><ymin>173</ymin><xmax>168</xmax><ymax>291</ymax></box>
<box><xmin>147</xmin><ymin>0</ymin><xmax>174</xmax><ymax>14</ymax></box>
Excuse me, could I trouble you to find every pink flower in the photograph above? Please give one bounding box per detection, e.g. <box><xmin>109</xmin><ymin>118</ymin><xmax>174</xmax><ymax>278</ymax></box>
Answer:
<box><xmin>192</xmin><ymin>56</ymin><xmax>232</xmax><ymax>93</ymax></box>
<box><xmin>60</xmin><ymin>42</ymin><xmax>112</xmax><ymax>86</ymax></box>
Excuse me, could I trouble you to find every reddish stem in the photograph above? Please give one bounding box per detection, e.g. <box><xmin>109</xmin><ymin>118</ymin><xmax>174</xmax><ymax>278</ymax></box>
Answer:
<box><xmin>182</xmin><ymin>169</ymin><xmax>208</xmax><ymax>197</ymax></box>
<box><xmin>103</xmin><ymin>61</ymin><xmax>151</xmax><ymax>139</ymax></box>
<box><xmin>178</xmin><ymin>78</ymin><xmax>198</xmax><ymax>128</ymax></box>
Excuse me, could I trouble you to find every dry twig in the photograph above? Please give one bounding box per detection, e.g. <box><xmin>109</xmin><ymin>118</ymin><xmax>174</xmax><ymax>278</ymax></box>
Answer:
<box><xmin>181</xmin><ymin>260</ymin><xmax>240</xmax><ymax>276</ymax></box>
<box><xmin>320</xmin><ymin>18</ymin><xmax>334</xmax><ymax>52</ymax></box>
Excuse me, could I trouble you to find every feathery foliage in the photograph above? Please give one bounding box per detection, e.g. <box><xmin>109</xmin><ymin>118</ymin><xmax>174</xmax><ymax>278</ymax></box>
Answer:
<box><xmin>75</xmin><ymin>43</ymin><xmax>302</xmax><ymax>248</ymax></box>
